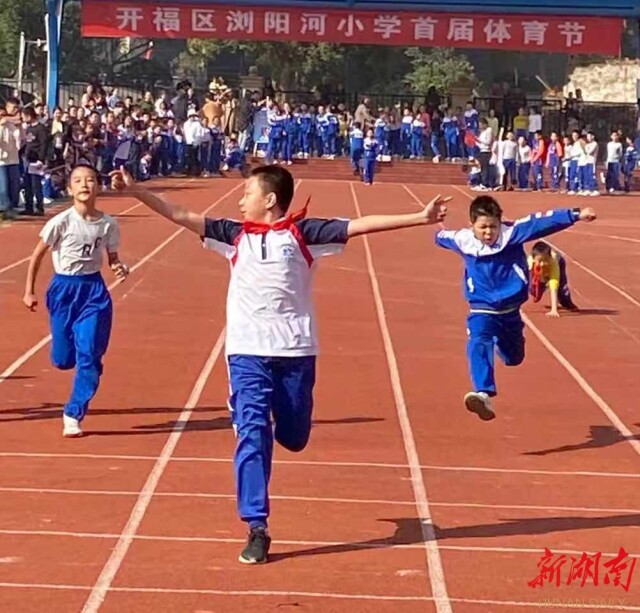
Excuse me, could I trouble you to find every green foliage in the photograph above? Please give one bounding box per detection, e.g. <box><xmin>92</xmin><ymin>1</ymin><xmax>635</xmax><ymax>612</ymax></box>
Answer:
<box><xmin>179</xmin><ymin>39</ymin><xmax>346</xmax><ymax>91</ymax></box>
<box><xmin>404</xmin><ymin>47</ymin><xmax>476</xmax><ymax>94</ymax></box>
<box><xmin>0</xmin><ymin>0</ymin><xmax>21</xmax><ymax>76</ymax></box>
<box><xmin>0</xmin><ymin>0</ymin><xmax>46</xmax><ymax>78</ymax></box>
<box><xmin>248</xmin><ymin>42</ymin><xmax>345</xmax><ymax>90</ymax></box>
<box><xmin>340</xmin><ymin>46</ymin><xmax>409</xmax><ymax>93</ymax></box>
<box><xmin>178</xmin><ymin>40</ymin><xmax>412</xmax><ymax>94</ymax></box>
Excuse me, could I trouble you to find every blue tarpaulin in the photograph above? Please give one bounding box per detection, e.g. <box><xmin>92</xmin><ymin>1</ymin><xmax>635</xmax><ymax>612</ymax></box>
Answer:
<box><xmin>85</xmin><ymin>0</ymin><xmax>640</xmax><ymax>17</ymax></box>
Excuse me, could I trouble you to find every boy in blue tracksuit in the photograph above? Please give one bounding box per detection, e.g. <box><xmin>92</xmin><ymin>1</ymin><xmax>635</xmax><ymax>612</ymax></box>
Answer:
<box><xmin>349</xmin><ymin>122</ymin><xmax>365</xmax><ymax>176</ymax></box>
<box><xmin>435</xmin><ymin>196</ymin><xmax>597</xmax><ymax>421</ymax></box>
<box><xmin>363</xmin><ymin>129</ymin><xmax>379</xmax><ymax>185</ymax></box>
<box><xmin>297</xmin><ymin>105</ymin><xmax>313</xmax><ymax>159</ymax></box>
<box><xmin>623</xmin><ymin>136</ymin><xmax>638</xmax><ymax>192</ymax></box>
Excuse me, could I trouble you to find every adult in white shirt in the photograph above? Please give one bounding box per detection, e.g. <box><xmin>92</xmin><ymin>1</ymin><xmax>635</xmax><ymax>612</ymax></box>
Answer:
<box><xmin>476</xmin><ymin>118</ymin><xmax>494</xmax><ymax>188</ymax></box>
<box><xmin>605</xmin><ymin>132</ymin><xmax>623</xmax><ymax>192</ymax></box>
<box><xmin>528</xmin><ymin>107</ymin><xmax>542</xmax><ymax>144</ymax></box>
<box><xmin>183</xmin><ymin>110</ymin><xmax>204</xmax><ymax>175</ymax></box>
<box><xmin>501</xmin><ymin>133</ymin><xmax>518</xmax><ymax>190</ymax></box>
<box><xmin>0</xmin><ymin>97</ymin><xmax>23</xmax><ymax>217</ymax></box>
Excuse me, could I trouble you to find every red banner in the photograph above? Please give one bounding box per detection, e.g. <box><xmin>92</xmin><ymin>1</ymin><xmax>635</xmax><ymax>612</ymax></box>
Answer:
<box><xmin>81</xmin><ymin>1</ymin><xmax>623</xmax><ymax>55</ymax></box>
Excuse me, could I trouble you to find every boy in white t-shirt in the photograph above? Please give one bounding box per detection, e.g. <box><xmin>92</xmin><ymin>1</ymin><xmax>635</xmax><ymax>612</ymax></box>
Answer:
<box><xmin>23</xmin><ymin>164</ymin><xmax>129</xmax><ymax>437</ymax></box>
<box><xmin>517</xmin><ymin>136</ymin><xmax>532</xmax><ymax>190</ymax></box>
<box><xmin>582</xmin><ymin>132</ymin><xmax>599</xmax><ymax>196</ymax></box>
<box><xmin>605</xmin><ymin>131</ymin><xmax>623</xmax><ymax>193</ymax></box>
<box><xmin>501</xmin><ymin>131</ymin><xmax>518</xmax><ymax>190</ymax></box>
<box><xmin>110</xmin><ymin>163</ymin><xmax>449</xmax><ymax>565</ymax></box>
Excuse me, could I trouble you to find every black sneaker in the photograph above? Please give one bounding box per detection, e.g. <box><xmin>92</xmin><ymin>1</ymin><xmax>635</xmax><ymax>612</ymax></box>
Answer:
<box><xmin>238</xmin><ymin>526</ymin><xmax>271</xmax><ymax>564</ymax></box>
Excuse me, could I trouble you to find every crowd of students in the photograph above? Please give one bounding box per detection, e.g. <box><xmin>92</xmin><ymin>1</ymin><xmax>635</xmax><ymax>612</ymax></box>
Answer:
<box><xmin>0</xmin><ymin>78</ymin><xmax>252</xmax><ymax>220</ymax></box>
<box><xmin>2</xmin><ymin>83</ymin><xmax>635</xmax><ymax>221</ymax></box>
<box><xmin>464</xmin><ymin>127</ymin><xmax>638</xmax><ymax>195</ymax></box>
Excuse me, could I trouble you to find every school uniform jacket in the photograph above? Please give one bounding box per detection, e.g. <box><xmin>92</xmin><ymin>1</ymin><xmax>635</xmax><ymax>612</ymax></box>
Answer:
<box><xmin>435</xmin><ymin>209</ymin><xmax>580</xmax><ymax>313</ymax></box>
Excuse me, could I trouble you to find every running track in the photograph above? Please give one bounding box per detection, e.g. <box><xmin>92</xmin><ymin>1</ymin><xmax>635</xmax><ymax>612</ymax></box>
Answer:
<box><xmin>1</xmin><ymin>177</ymin><xmax>639</xmax><ymax>612</ymax></box>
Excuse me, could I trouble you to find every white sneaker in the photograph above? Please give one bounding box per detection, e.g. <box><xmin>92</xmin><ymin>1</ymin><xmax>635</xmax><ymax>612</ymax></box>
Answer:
<box><xmin>63</xmin><ymin>414</ymin><xmax>83</xmax><ymax>438</ymax></box>
<box><xmin>463</xmin><ymin>392</ymin><xmax>496</xmax><ymax>421</ymax></box>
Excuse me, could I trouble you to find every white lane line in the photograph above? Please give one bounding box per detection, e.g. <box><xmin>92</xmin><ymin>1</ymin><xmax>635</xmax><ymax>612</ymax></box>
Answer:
<box><xmin>3</xmin><ymin>451</ymin><xmax>640</xmax><ymax>479</ymax></box>
<box><xmin>4</xmin><ymin>485</ymin><xmax>640</xmax><ymax>515</ymax></box>
<box><xmin>350</xmin><ymin>181</ymin><xmax>452</xmax><ymax>613</ymax></box>
<box><xmin>1</xmin><ymin>583</ymin><xmax>638</xmax><ymax>609</ymax></box>
<box><xmin>79</xmin><ymin>329</ymin><xmax>226</xmax><ymax>613</ymax></box>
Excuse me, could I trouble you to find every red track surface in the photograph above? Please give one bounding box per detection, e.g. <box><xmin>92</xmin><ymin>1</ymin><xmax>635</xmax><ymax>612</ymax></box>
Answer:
<box><xmin>1</xmin><ymin>177</ymin><xmax>639</xmax><ymax>613</ymax></box>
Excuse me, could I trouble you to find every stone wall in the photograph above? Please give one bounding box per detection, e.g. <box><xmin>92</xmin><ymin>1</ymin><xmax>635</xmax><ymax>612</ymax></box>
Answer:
<box><xmin>565</xmin><ymin>58</ymin><xmax>640</xmax><ymax>103</ymax></box>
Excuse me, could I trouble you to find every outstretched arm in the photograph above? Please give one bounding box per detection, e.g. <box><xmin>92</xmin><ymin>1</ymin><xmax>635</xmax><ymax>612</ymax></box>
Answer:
<box><xmin>110</xmin><ymin>166</ymin><xmax>205</xmax><ymax>235</ymax></box>
<box><xmin>23</xmin><ymin>240</ymin><xmax>49</xmax><ymax>311</ymax></box>
<box><xmin>507</xmin><ymin>207</ymin><xmax>596</xmax><ymax>245</ymax></box>
<box><xmin>347</xmin><ymin>194</ymin><xmax>450</xmax><ymax>238</ymax></box>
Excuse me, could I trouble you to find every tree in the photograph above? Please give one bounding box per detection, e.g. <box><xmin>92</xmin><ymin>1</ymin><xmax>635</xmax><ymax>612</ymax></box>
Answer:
<box><xmin>0</xmin><ymin>0</ymin><xmax>47</xmax><ymax>78</ymax></box>
<box><xmin>178</xmin><ymin>39</ymin><xmax>347</xmax><ymax>92</ymax></box>
<box><xmin>404</xmin><ymin>47</ymin><xmax>476</xmax><ymax>95</ymax></box>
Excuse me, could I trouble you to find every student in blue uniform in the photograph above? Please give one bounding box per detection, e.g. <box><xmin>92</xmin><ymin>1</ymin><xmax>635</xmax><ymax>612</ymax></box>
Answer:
<box><xmin>623</xmin><ymin>136</ymin><xmax>638</xmax><ymax>192</ymax></box>
<box><xmin>411</xmin><ymin>114</ymin><xmax>425</xmax><ymax>159</ymax></box>
<box><xmin>464</xmin><ymin>102</ymin><xmax>480</xmax><ymax>158</ymax></box>
<box><xmin>349</xmin><ymin>121</ymin><xmax>365</xmax><ymax>176</ymax></box>
<box><xmin>363</xmin><ymin>128</ymin><xmax>379</xmax><ymax>185</ymax></box>
<box><xmin>442</xmin><ymin>108</ymin><xmax>459</xmax><ymax>160</ymax></box>
<box><xmin>297</xmin><ymin>104</ymin><xmax>313</xmax><ymax>159</ymax></box>
<box><xmin>435</xmin><ymin>196</ymin><xmax>596</xmax><ymax>421</ymax></box>
<box><xmin>110</xmin><ymin>163</ymin><xmax>449</xmax><ymax>565</ymax></box>
<box><xmin>374</xmin><ymin>114</ymin><xmax>388</xmax><ymax>157</ymax></box>
<box><xmin>325</xmin><ymin>107</ymin><xmax>339</xmax><ymax>158</ymax></box>
<box><xmin>282</xmin><ymin>105</ymin><xmax>298</xmax><ymax>166</ymax></box>
<box><xmin>223</xmin><ymin>134</ymin><xmax>247</xmax><ymax>174</ymax></box>
<box><xmin>266</xmin><ymin>104</ymin><xmax>284</xmax><ymax>165</ymax></box>
<box><xmin>315</xmin><ymin>106</ymin><xmax>329</xmax><ymax>157</ymax></box>
<box><xmin>23</xmin><ymin>164</ymin><xmax>129</xmax><ymax>437</ymax></box>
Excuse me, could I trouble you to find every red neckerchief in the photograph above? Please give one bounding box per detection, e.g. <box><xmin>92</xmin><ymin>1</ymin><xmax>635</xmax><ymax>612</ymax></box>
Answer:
<box><xmin>242</xmin><ymin>196</ymin><xmax>310</xmax><ymax>234</ymax></box>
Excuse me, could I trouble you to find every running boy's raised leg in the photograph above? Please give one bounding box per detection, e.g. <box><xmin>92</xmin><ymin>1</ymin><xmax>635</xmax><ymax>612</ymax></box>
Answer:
<box><xmin>272</xmin><ymin>356</ymin><xmax>316</xmax><ymax>453</ymax></box>
<box><xmin>495</xmin><ymin>310</ymin><xmax>525</xmax><ymax>368</ymax></box>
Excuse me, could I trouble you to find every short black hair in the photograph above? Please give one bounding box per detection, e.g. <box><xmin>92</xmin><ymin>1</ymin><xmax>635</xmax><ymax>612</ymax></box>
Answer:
<box><xmin>251</xmin><ymin>165</ymin><xmax>295</xmax><ymax>212</ymax></box>
<box><xmin>469</xmin><ymin>195</ymin><xmax>503</xmax><ymax>222</ymax></box>
<box><xmin>69</xmin><ymin>162</ymin><xmax>99</xmax><ymax>180</ymax></box>
<box><xmin>531</xmin><ymin>241</ymin><xmax>552</xmax><ymax>257</ymax></box>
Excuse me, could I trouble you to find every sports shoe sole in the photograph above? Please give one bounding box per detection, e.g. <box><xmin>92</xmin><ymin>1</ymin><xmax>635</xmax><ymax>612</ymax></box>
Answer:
<box><xmin>464</xmin><ymin>393</ymin><xmax>496</xmax><ymax>421</ymax></box>
<box><xmin>237</xmin><ymin>554</ymin><xmax>268</xmax><ymax>564</ymax></box>
<box><xmin>63</xmin><ymin>430</ymin><xmax>83</xmax><ymax>438</ymax></box>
